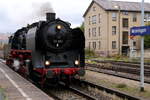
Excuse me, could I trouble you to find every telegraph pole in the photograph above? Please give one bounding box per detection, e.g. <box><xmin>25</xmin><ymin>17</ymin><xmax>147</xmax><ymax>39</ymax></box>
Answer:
<box><xmin>140</xmin><ymin>0</ymin><xmax>145</xmax><ymax>92</ymax></box>
<box><xmin>118</xmin><ymin>6</ymin><xmax>121</xmax><ymax>55</ymax></box>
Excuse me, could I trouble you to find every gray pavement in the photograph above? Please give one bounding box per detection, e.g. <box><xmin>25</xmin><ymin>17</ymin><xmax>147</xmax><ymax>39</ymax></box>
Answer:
<box><xmin>0</xmin><ymin>60</ymin><xmax>54</xmax><ymax>100</ymax></box>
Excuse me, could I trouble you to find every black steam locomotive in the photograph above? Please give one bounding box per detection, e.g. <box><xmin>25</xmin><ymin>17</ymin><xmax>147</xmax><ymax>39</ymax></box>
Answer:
<box><xmin>6</xmin><ymin>13</ymin><xmax>85</xmax><ymax>85</ymax></box>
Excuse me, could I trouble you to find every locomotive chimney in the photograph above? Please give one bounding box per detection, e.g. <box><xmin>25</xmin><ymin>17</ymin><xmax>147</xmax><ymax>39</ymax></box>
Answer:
<box><xmin>46</xmin><ymin>13</ymin><xmax>56</xmax><ymax>21</ymax></box>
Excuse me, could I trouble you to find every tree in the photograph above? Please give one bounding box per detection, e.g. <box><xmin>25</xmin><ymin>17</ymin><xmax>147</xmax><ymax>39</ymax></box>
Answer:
<box><xmin>144</xmin><ymin>35</ymin><xmax>150</xmax><ymax>49</ymax></box>
<box><xmin>144</xmin><ymin>23</ymin><xmax>150</xmax><ymax>48</ymax></box>
<box><xmin>80</xmin><ymin>22</ymin><xmax>84</xmax><ymax>32</ymax></box>
<box><xmin>75</xmin><ymin>22</ymin><xmax>84</xmax><ymax>32</ymax></box>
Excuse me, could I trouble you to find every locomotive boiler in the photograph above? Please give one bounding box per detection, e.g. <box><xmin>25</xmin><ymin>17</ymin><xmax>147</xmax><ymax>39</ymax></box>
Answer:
<box><xmin>6</xmin><ymin>13</ymin><xmax>85</xmax><ymax>85</ymax></box>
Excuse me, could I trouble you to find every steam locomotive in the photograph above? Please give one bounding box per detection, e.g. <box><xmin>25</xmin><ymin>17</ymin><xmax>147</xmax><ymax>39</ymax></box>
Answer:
<box><xmin>6</xmin><ymin>13</ymin><xmax>85</xmax><ymax>85</ymax></box>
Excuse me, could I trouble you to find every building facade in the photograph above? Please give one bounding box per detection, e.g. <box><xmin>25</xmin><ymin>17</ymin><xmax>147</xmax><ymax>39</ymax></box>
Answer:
<box><xmin>84</xmin><ymin>0</ymin><xmax>150</xmax><ymax>56</ymax></box>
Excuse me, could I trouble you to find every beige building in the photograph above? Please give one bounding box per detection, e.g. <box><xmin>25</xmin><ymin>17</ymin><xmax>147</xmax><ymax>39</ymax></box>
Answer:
<box><xmin>83</xmin><ymin>0</ymin><xmax>150</xmax><ymax>57</ymax></box>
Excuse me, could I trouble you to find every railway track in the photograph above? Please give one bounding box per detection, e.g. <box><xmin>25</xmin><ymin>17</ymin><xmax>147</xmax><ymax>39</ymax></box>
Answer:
<box><xmin>92</xmin><ymin>60</ymin><xmax>150</xmax><ymax>70</ymax></box>
<box><xmin>86</xmin><ymin>60</ymin><xmax>150</xmax><ymax>77</ymax></box>
<box><xmin>86</xmin><ymin>60</ymin><xmax>150</xmax><ymax>84</ymax></box>
<box><xmin>19</xmin><ymin>67</ymin><xmax>144</xmax><ymax>100</ymax></box>
<box><xmin>43</xmin><ymin>82</ymin><xmax>96</xmax><ymax>100</ymax></box>
<box><xmin>87</xmin><ymin>66</ymin><xmax>150</xmax><ymax>84</ymax></box>
<box><xmin>44</xmin><ymin>79</ymin><xmax>141</xmax><ymax>100</ymax></box>
<box><xmin>72</xmin><ymin>79</ymin><xmax>141</xmax><ymax>100</ymax></box>
<box><xmin>92</xmin><ymin>60</ymin><xmax>150</xmax><ymax>66</ymax></box>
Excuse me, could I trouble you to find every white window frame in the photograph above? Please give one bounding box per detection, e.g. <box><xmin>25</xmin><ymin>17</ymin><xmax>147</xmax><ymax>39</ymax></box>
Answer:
<box><xmin>92</xmin><ymin>27</ymin><xmax>96</xmax><ymax>37</ymax></box>
<box><xmin>112</xmin><ymin>26</ymin><xmax>116</xmax><ymax>35</ymax></box>
<box><xmin>112</xmin><ymin>41</ymin><xmax>117</xmax><ymax>49</ymax></box>
<box><xmin>112</xmin><ymin>12</ymin><xmax>117</xmax><ymax>21</ymax></box>
<box><xmin>92</xmin><ymin>15</ymin><xmax>96</xmax><ymax>24</ymax></box>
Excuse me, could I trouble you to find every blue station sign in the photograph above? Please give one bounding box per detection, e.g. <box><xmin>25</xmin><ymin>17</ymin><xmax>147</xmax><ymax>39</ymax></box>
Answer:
<box><xmin>130</xmin><ymin>26</ymin><xmax>150</xmax><ymax>36</ymax></box>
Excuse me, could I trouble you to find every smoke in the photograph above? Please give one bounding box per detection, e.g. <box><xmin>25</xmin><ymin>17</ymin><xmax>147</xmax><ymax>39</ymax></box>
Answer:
<box><xmin>32</xmin><ymin>2</ymin><xmax>54</xmax><ymax>17</ymax></box>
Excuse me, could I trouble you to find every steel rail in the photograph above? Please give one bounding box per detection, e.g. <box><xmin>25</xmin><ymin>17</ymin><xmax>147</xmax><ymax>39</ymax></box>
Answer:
<box><xmin>76</xmin><ymin>79</ymin><xmax>141</xmax><ymax>100</ymax></box>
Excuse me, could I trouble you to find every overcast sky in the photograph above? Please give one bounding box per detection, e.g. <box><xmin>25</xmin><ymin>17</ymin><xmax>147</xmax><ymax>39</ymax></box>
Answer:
<box><xmin>0</xmin><ymin>0</ymin><xmax>150</xmax><ymax>33</ymax></box>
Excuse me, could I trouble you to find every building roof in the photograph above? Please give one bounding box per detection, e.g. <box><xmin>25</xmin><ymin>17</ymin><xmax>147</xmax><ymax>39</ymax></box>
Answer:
<box><xmin>83</xmin><ymin>0</ymin><xmax>150</xmax><ymax>17</ymax></box>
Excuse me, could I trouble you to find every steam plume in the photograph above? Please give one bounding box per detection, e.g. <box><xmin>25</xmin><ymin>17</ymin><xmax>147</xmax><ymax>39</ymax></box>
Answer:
<box><xmin>32</xmin><ymin>2</ymin><xmax>54</xmax><ymax>17</ymax></box>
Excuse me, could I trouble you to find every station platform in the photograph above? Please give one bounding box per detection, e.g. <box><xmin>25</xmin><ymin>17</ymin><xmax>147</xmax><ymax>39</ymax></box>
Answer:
<box><xmin>0</xmin><ymin>60</ymin><xmax>54</xmax><ymax>100</ymax></box>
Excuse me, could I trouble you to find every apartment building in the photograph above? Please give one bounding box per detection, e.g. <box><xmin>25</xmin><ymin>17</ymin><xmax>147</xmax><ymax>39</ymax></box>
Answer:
<box><xmin>83</xmin><ymin>0</ymin><xmax>150</xmax><ymax>56</ymax></box>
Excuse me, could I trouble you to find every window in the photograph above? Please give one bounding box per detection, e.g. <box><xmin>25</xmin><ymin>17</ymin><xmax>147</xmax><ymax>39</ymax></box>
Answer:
<box><xmin>98</xmin><ymin>27</ymin><xmax>101</xmax><ymax>36</ymax></box>
<box><xmin>132</xmin><ymin>13</ymin><xmax>137</xmax><ymax>22</ymax></box>
<box><xmin>122</xmin><ymin>18</ymin><xmax>128</xmax><ymax>28</ymax></box>
<box><xmin>112</xmin><ymin>12</ymin><xmax>117</xmax><ymax>21</ymax></box>
<box><xmin>92</xmin><ymin>15</ymin><xmax>96</xmax><ymax>24</ymax></box>
<box><xmin>98</xmin><ymin>41</ymin><xmax>101</xmax><ymax>49</ymax></box>
<box><xmin>89</xmin><ymin>28</ymin><xmax>91</xmax><ymax>37</ymax></box>
<box><xmin>98</xmin><ymin>14</ymin><xmax>101</xmax><ymax>23</ymax></box>
<box><xmin>112</xmin><ymin>26</ymin><xmax>116</xmax><ymax>35</ymax></box>
<box><xmin>88</xmin><ymin>16</ymin><xmax>91</xmax><ymax>25</ymax></box>
<box><xmin>93</xmin><ymin>7</ymin><xmax>96</xmax><ymax>11</ymax></box>
<box><xmin>122</xmin><ymin>31</ymin><xmax>128</xmax><ymax>44</ymax></box>
<box><xmin>93</xmin><ymin>42</ymin><xmax>96</xmax><ymax>49</ymax></box>
<box><xmin>122</xmin><ymin>12</ymin><xmax>128</xmax><ymax>15</ymax></box>
<box><xmin>144</xmin><ymin>13</ymin><xmax>150</xmax><ymax>21</ymax></box>
<box><xmin>92</xmin><ymin>27</ymin><xmax>96</xmax><ymax>37</ymax></box>
<box><xmin>133</xmin><ymin>41</ymin><xmax>136</xmax><ymax>46</ymax></box>
<box><xmin>89</xmin><ymin>42</ymin><xmax>91</xmax><ymax>49</ymax></box>
<box><xmin>112</xmin><ymin>41</ymin><xmax>116</xmax><ymax>49</ymax></box>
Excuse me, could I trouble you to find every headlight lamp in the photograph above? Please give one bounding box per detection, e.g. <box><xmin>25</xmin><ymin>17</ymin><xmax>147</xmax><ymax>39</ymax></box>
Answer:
<box><xmin>45</xmin><ymin>61</ymin><xmax>50</xmax><ymax>66</ymax></box>
<box><xmin>75</xmin><ymin>60</ymin><xmax>79</xmax><ymax>65</ymax></box>
<box><xmin>56</xmin><ymin>25</ymin><xmax>62</xmax><ymax>30</ymax></box>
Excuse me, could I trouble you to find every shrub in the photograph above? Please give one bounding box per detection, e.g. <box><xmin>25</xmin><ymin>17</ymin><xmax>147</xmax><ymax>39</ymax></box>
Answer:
<box><xmin>85</xmin><ymin>48</ymin><xmax>95</xmax><ymax>58</ymax></box>
<box><xmin>116</xmin><ymin>83</ymin><xmax>127</xmax><ymax>88</ymax></box>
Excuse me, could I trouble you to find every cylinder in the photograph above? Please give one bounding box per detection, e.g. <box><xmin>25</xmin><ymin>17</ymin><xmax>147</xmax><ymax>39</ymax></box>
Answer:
<box><xmin>46</xmin><ymin>13</ymin><xmax>56</xmax><ymax>21</ymax></box>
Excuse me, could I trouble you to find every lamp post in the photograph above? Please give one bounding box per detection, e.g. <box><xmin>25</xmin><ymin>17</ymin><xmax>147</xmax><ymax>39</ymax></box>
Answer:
<box><xmin>114</xmin><ymin>5</ymin><xmax>121</xmax><ymax>55</ymax></box>
<box><xmin>140</xmin><ymin>0</ymin><xmax>145</xmax><ymax>92</ymax></box>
